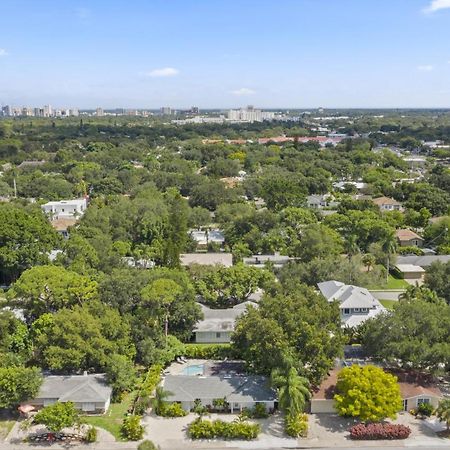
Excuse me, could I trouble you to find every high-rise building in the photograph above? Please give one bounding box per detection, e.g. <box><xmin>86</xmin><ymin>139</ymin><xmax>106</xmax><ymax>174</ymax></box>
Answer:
<box><xmin>160</xmin><ymin>106</ymin><xmax>172</xmax><ymax>115</ymax></box>
<box><xmin>227</xmin><ymin>106</ymin><xmax>275</xmax><ymax>123</ymax></box>
<box><xmin>43</xmin><ymin>105</ymin><xmax>52</xmax><ymax>117</ymax></box>
<box><xmin>96</xmin><ymin>107</ymin><xmax>104</xmax><ymax>117</ymax></box>
<box><xmin>190</xmin><ymin>106</ymin><xmax>199</xmax><ymax>114</ymax></box>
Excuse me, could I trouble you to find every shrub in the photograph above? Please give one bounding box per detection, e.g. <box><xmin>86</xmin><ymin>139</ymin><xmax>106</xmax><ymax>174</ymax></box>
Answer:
<box><xmin>417</xmin><ymin>402</ymin><xmax>434</xmax><ymax>418</ymax></box>
<box><xmin>132</xmin><ymin>364</ymin><xmax>162</xmax><ymax>414</ymax></box>
<box><xmin>182</xmin><ymin>343</ymin><xmax>237</xmax><ymax>360</ymax></box>
<box><xmin>121</xmin><ymin>415</ymin><xmax>144</xmax><ymax>441</ymax></box>
<box><xmin>134</xmin><ymin>397</ymin><xmax>151</xmax><ymax>415</ymax></box>
<box><xmin>188</xmin><ymin>418</ymin><xmax>260</xmax><ymax>440</ymax></box>
<box><xmin>84</xmin><ymin>426</ymin><xmax>97</xmax><ymax>443</ymax></box>
<box><xmin>138</xmin><ymin>440</ymin><xmax>158</xmax><ymax>450</ymax></box>
<box><xmin>284</xmin><ymin>413</ymin><xmax>308</xmax><ymax>437</ymax></box>
<box><xmin>159</xmin><ymin>402</ymin><xmax>188</xmax><ymax>418</ymax></box>
<box><xmin>349</xmin><ymin>423</ymin><xmax>411</xmax><ymax>440</ymax></box>
<box><xmin>252</xmin><ymin>403</ymin><xmax>269</xmax><ymax>419</ymax></box>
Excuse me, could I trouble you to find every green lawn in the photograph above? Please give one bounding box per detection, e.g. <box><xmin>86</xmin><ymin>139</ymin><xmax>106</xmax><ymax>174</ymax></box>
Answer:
<box><xmin>83</xmin><ymin>392</ymin><xmax>134</xmax><ymax>441</ymax></box>
<box><xmin>379</xmin><ymin>299</ymin><xmax>397</xmax><ymax>310</ymax></box>
<box><xmin>0</xmin><ymin>419</ymin><xmax>15</xmax><ymax>440</ymax></box>
<box><xmin>367</xmin><ymin>274</ymin><xmax>409</xmax><ymax>290</ymax></box>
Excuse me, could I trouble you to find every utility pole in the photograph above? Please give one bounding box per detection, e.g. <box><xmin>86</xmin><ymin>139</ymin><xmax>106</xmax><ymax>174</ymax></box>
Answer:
<box><xmin>13</xmin><ymin>177</ymin><xmax>17</xmax><ymax>198</ymax></box>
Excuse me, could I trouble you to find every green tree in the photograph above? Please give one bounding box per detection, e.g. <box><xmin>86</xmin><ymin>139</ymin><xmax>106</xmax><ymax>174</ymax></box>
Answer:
<box><xmin>361</xmin><ymin>299</ymin><xmax>450</xmax><ymax>372</ymax></box>
<box><xmin>399</xmin><ymin>284</ymin><xmax>444</xmax><ymax>305</ymax></box>
<box><xmin>381</xmin><ymin>230</ymin><xmax>397</xmax><ymax>283</ymax></box>
<box><xmin>435</xmin><ymin>399</ymin><xmax>450</xmax><ymax>431</ymax></box>
<box><xmin>152</xmin><ymin>386</ymin><xmax>172</xmax><ymax>415</ymax></box>
<box><xmin>7</xmin><ymin>265</ymin><xmax>98</xmax><ymax>322</ymax></box>
<box><xmin>361</xmin><ymin>253</ymin><xmax>376</xmax><ymax>273</ymax></box>
<box><xmin>105</xmin><ymin>354</ymin><xmax>136</xmax><ymax>399</ymax></box>
<box><xmin>424</xmin><ymin>261</ymin><xmax>450</xmax><ymax>304</ymax></box>
<box><xmin>271</xmin><ymin>366</ymin><xmax>310</xmax><ymax>416</ymax></box>
<box><xmin>34</xmin><ymin>402</ymin><xmax>79</xmax><ymax>433</ymax></box>
<box><xmin>334</xmin><ymin>365</ymin><xmax>402</xmax><ymax>422</ymax></box>
<box><xmin>0</xmin><ymin>366</ymin><xmax>42</xmax><ymax>409</ymax></box>
<box><xmin>0</xmin><ymin>204</ymin><xmax>59</xmax><ymax>283</ymax></box>
<box><xmin>32</xmin><ymin>301</ymin><xmax>135</xmax><ymax>372</ymax></box>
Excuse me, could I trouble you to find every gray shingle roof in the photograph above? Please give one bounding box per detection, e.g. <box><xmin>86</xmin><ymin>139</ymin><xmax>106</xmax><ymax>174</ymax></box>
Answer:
<box><xmin>162</xmin><ymin>375</ymin><xmax>276</xmax><ymax>403</ymax></box>
<box><xmin>396</xmin><ymin>255</ymin><xmax>450</xmax><ymax>267</ymax></box>
<box><xmin>36</xmin><ymin>374</ymin><xmax>111</xmax><ymax>403</ymax></box>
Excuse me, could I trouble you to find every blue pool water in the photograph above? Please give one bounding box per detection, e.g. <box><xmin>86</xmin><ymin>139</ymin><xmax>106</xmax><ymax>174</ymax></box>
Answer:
<box><xmin>182</xmin><ymin>364</ymin><xmax>205</xmax><ymax>376</ymax></box>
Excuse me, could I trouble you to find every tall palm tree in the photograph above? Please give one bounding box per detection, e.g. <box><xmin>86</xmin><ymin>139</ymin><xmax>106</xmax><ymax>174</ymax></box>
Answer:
<box><xmin>345</xmin><ymin>234</ymin><xmax>360</xmax><ymax>262</ymax></box>
<box><xmin>436</xmin><ymin>399</ymin><xmax>450</xmax><ymax>431</ymax></box>
<box><xmin>271</xmin><ymin>367</ymin><xmax>311</xmax><ymax>416</ymax></box>
<box><xmin>152</xmin><ymin>386</ymin><xmax>173</xmax><ymax>415</ymax></box>
<box><xmin>381</xmin><ymin>231</ymin><xmax>398</xmax><ymax>283</ymax></box>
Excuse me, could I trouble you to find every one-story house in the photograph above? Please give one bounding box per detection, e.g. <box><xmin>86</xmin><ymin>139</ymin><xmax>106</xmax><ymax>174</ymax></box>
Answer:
<box><xmin>180</xmin><ymin>253</ymin><xmax>233</xmax><ymax>267</ymax></box>
<box><xmin>194</xmin><ymin>302</ymin><xmax>256</xmax><ymax>343</ymax></box>
<box><xmin>162</xmin><ymin>374</ymin><xmax>277</xmax><ymax>413</ymax></box>
<box><xmin>396</xmin><ymin>255</ymin><xmax>450</xmax><ymax>268</ymax></box>
<box><xmin>372</xmin><ymin>196</ymin><xmax>403</xmax><ymax>212</ymax></box>
<box><xmin>243</xmin><ymin>253</ymin><xmax>293</xmax><ymax>269</ymax></box>
<box><xmin>311</xmin><ymin>368</ymin><xmax>443</xmax><ymax>414</ymax></box>
<box><xmin>395</xmin><ymin>229</ymin><xmax>424</xmax><ymax>247</ymax></box>
<box><xmin>190</xmin><ymin>229</ymin><xmax>225</xmax><ymax>249</ymax></box>
<box><xmin>394</xmin><ymin>264</ymin><xmax>425</xmax><ymax>280</ymax></box>
<box><xmin>26</xmin><ymin>374</ymin><xmax>112</xmax><ymax>414</ymax></box>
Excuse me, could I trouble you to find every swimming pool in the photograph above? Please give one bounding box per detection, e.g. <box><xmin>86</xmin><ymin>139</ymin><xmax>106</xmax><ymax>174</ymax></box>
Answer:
<box><xmin>182</xmin><ymin>364</ymin><xmax>205</xmax><ymax>376</ymax></box>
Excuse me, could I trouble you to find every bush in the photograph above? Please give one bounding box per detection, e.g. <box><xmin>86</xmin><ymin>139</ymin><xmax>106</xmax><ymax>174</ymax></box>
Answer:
<box><xmin>284</xmin><ymin>413</ymin><xmax>308</xmax><ymax>437</ymax></box>
<box><xmin>132</xmin><ymin>364</ymin><xmax>162</xmax><ymax>414</ymax></box>
<box><xmin>138</xmin><ymin>440</ymin><xmax>158</xmax><ymax>450</ymax></box>
<box><xmin>159</xmin><ymin>402</ymin><xmax>188</xmax><ymax>418</ymax></box>
<box><xmin>121</xmin><ymin>415</ymin><xmax>144</xmax><ymax>441</ymax></box>
<box><xmin>188</xmin><ymin>418</ymin><xmax>260</xmax><ymax>440</ymax></box>
<box><xmin>134</xmin><ymin>397</ymin><xmax>151</xmax><ymax>415</ymax></box>
<box><xmin>252</xmin><ymin>403</ymin><xmax>269</xmax><ymax>419</ymax></box>
<box><xmin>84</xmin><ymin>426</ymin><xmax>97</xmax><ymax>443</ymax></box>
<box><xmin>349</xmin><ymin>423</ymin><xmax>411</xmax><ymax>440</ymax></box>
<box><xmin>182</xmin><ymin>343</ymin><xmax>237</xmax><ymax>360</ymax></box>
<box><xmin>417</xmin><ymin>402</ymin><xmax>434</xmax><ymax>417</ymax></box>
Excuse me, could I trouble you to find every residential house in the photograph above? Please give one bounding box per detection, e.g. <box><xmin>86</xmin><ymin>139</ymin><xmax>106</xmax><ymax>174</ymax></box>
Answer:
<box><xmin>318</xmin><ymin>281</ymin><xmax>386</xmax><ymax>328</ymax></box>
<box><xmin>180</xmin><ymin>253</ymin><xmax>233</xmax><ymax>267</ymax></box>
<box><xmin>162</xmin><ymin>374</ymin><xmax>276</xmax><ymax>413</ymax></box>
<box><xmin>50</xmin><ymin>217</ymin><xmax>78</xmax><ymax>239</ymax></box>
<box><xmin>394</xmin><ymin>264</ymin><xmax>425</xmax><ymax>281</ymax></box>
<box><xmin>243</xmin><ymin>253</ymin><xmax>293</xmax><ymax>269</ymax></box>
<box><xmin>396</xmin><ymin>229</ymin><xmax>424</xmax><ymax>247</ymax></box>
<box><xmin>372</xmin><ymin>196</ymin><xmax>403</xmax><ymax>212</ymax></box>
<box><xmin>26</xmin><ymin>374</ymin><xmax>112</xmax><ymax>414</ymax></box>
<box><xmin>396</xmin><ymin>255</ymin><xmax>450</xmax><ymax>268</ymax></box>
<box><xmin>194</xmin><ymin>302</ymin><xmax>257</xmax><ymax>343</ymax></box>
<box><xmin>307</xmin><ymin>194</ymin><xmax>337</xmax><ymax>210</ymax></box>
<box><xmin>190</xmin><ymin>229</ymin><xmax>225</xmax><ymax>249</ymax></box>
<box><xmin>311</xmin><ymin>368</ymin><xmax>443</xmax><ymax>414</ymax></box>
<box><xmin>41</xmin><ymin>198</ymin><xmax>87</xmax><ymax>219</ymax></box>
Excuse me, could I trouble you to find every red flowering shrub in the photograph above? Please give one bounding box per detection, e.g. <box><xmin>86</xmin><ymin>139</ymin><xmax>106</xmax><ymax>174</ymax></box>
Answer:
<box><xmin>349</xmin><ymin>423</ymin><xmax>411</xmax><ymax>440</ymax></box>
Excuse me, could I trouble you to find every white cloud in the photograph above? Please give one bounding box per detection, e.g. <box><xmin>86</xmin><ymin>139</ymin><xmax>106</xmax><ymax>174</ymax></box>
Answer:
<box><xmin>230</xmin><ymin>87</ymin><xmax>255</xmax><ymax>96</ymax></box>
<box><xmin>143</xmin><ymin>67</ymin><xmax>179</xmax><ymax>77</ymax></box>
<box><xmin>0</xmin><ymin>49</ymin><xmax>8</xmax><ymax>57</ymax></box>
<box><xmin>417</xmin><ymin>64</ymin><xmax>434</xmax><ymax>71</ymax></box>
<box><xmin>423</xmin><ymin>0</ymin><xmax>450</xmax><ymax>13</ymax></box>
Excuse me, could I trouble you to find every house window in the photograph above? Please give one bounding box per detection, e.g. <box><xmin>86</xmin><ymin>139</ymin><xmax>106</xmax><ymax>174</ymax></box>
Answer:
<box><xmin>354</xmin><ymin>308</ymin><xmax>359</xmax><ymax>312</ymax></box>
<box><xmin>216</xmin><ymin>332</ymin><xmax>221</xmax><ymax>338</ymax></box>
<box><xmin>343</xmin><ymin>308</ymin><xmax>350</xmax><ymax>315</ymax></box>
<box><xmin>417</xmin><ymin>398</ymin><xmax>430</xmax><ymax>406</ymax></box>
<box><xmin>234</xmin><ymin>403</ymin><xmax>239</xmax><ymax>409</ymax></box>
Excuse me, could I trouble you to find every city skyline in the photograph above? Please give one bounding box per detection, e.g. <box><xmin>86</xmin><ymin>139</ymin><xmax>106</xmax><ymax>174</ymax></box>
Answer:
<box><xmin>1</xmin><ymin>0</ymin><xmax>450</xmax><ymax>108</ymax></box>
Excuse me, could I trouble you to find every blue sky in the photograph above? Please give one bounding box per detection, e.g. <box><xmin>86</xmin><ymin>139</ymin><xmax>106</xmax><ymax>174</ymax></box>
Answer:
<box><xmin>1</xmin><ymin>0</ymin><xmax>450</xmax><ymax>108</ymax></box>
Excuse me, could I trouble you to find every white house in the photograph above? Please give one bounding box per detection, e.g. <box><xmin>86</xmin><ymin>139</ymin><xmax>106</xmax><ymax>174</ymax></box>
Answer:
<box><xmin>190</xmin><ymin>229</ymin><xmax>225</xmax><ymax>248</ymax></box>
<box><xmin>318</xmin><ymin>280</ymin><xmax>386</xmax><ymax>328</ymax></box>
<box><xmin>41</xmin><ymin>198</ymin><xmax>87</xmax><ymax>219</ymax></box>
<box><xmin>194</xmin><ymin>302</ymin><xmax>256</xmax><ymax>343</ymax></box>
<box><xmin>25</xmin><ymin>373</ymin><xmax>112</xmax><ymax>414</ymax></box>
<box><xmin>162</xmin><ymin>374</ymin><xmax>276</xmax><ymax>413</ymax></box>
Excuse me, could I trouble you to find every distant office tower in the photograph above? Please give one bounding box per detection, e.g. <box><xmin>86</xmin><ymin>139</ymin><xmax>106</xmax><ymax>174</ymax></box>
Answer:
<box><xmin>160</xmin><ymin>106</ymin><xmax>172</xmax><ymax>115</ymax></box>
<box><xmin>2</xmin><ymin>105</ymin><xmax>13</xmax><ymax>116</ymax></box>
<box><xmin>22</xmin><ymin>107</ymin><xmax>33</xmax><ymax>116</ymax></box>
<box><xmin>43</xmin><ymin>105</ymin><xmax>52</xmax><ymax>117</ymax></box>
<box><xmin>190</xmin><ymin>106</ymin><xmax>199</xmax><ymax>114</ymax></box>
<box><xmin>227</xmin><ymin>106</ymin><xmax>275</xmax><ymax>122</ymax></box>
<box><xmin>70</xmin><ymin>108</ymin><xmax>79</xmax><ymax>117</ymax></box>
<box><xmin>96</xmin><ymin>107</ymin><xmax>104</xmax><ymax>117</ymax></box>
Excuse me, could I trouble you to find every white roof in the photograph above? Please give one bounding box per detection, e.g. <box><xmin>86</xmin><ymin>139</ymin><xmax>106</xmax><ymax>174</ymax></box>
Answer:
<box><xmin>318</xmin><ymin>280</ymin><xmax>385</xmax><ymax>310</ymax></box>
<box><xmin>343</xmin><ymin>308</ymin><xmax>385</xmax><ymax>328</ymax></box>
<box><xmin>43</xmin><ymin>198</ymin><xmax>86</xmax><ymax>207</ymax></box>
<box><xmin>180</xmin><ymin>253</ymin><xmax>233</xmax><ymax>267</ymax></box>
<box><xmin>395</xmin><ymin>264</ymin><xmax>425</xmax><ymax>273</ymax></box>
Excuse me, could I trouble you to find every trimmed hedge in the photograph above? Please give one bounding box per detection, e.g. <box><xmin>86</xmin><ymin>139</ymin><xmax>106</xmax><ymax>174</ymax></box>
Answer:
<box><xmin>131</xmin><ymin>364</ymin><xmax>163</xmax><ymax>414</ymax></box>
<box><xmin>182</xmin><ymin>343</ymin><xmax>237</xmax><ymax>360</ymax></box>
<box><xmin>349</xmin><ymin>423</ymin><xmax>411</xmax><ymax>440</ymax></box>
<box><xmin>121</xmin><ymin>415</ymin><xmax>144</xmax><ymax>441</ymax></box>
<box><xmin>188</xmin><ymin>418</ymin><xmax>260</xmax><ymax>440</ymax></box>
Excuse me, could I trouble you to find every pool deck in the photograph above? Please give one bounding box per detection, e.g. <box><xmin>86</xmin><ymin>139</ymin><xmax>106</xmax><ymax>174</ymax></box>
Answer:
<box><xmin>164</xmin><ymin>359</ymin><xmax>246</xmax><ymax>377</ymax></box>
